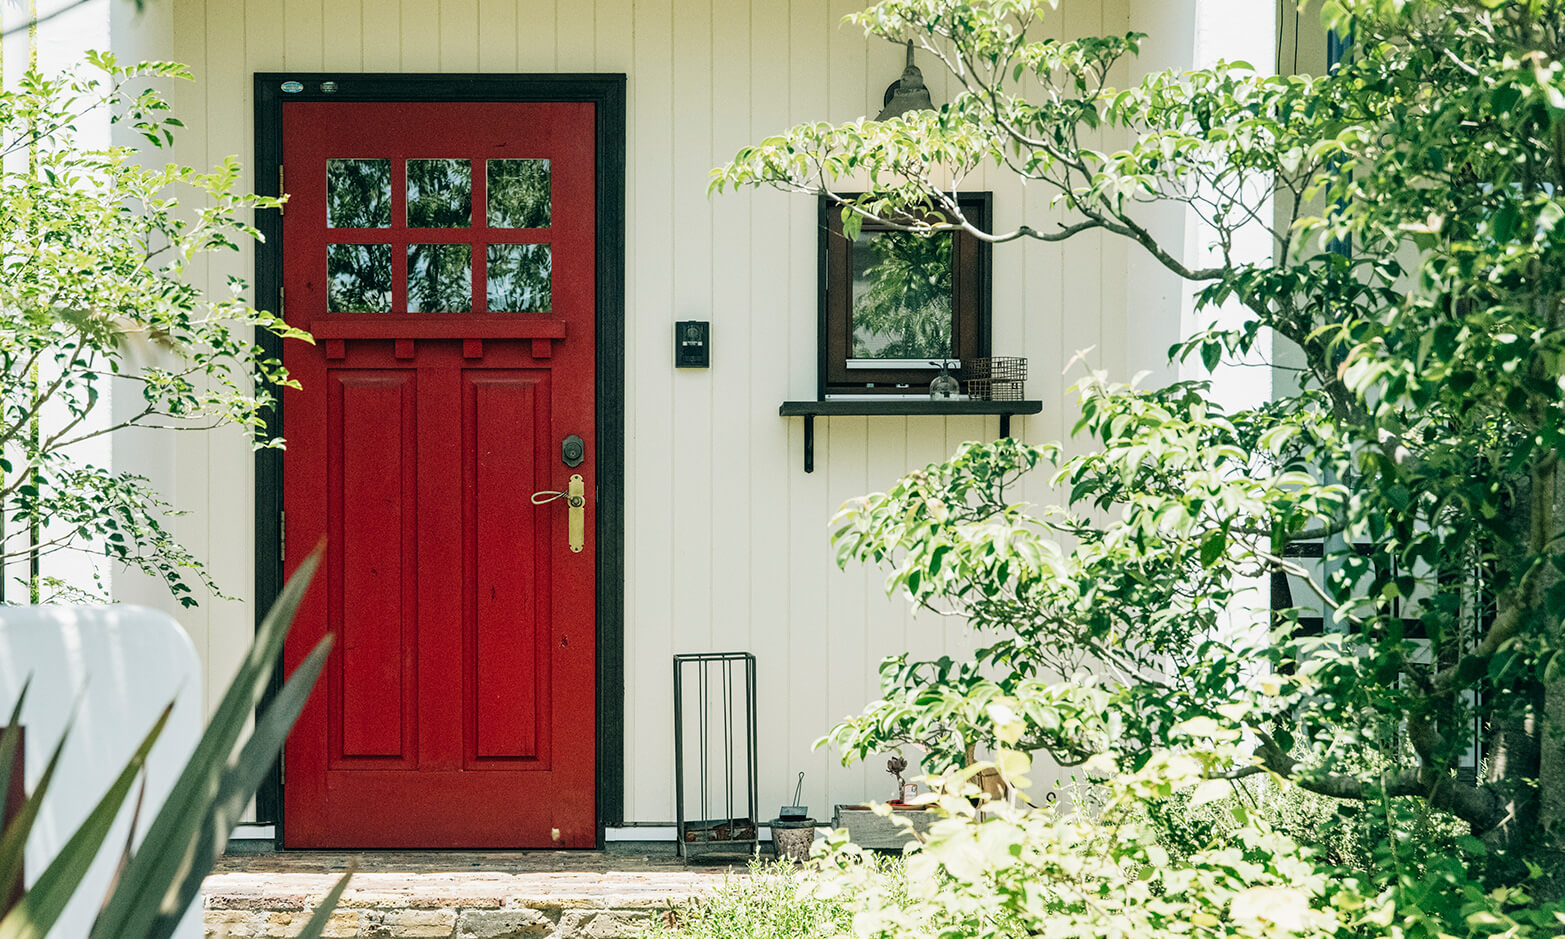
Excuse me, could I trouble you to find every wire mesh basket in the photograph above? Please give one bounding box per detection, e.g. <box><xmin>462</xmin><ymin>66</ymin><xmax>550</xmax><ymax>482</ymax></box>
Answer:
<box><xmin>964</xmin><ymin>356</ymin><xmax>1027</xmax><ymax>401</ymax></box>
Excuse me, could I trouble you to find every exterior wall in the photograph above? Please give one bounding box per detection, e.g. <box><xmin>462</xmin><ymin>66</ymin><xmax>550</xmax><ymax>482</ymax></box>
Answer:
<box><xmin>0</xmin><ymin>2</ymin><xmax>113</xmax><ymax>601</ymax></box>
<box><xmin>109</xmin><ymin>0</ymin><xmax>1178</xmax><ymax>826</ymax></box>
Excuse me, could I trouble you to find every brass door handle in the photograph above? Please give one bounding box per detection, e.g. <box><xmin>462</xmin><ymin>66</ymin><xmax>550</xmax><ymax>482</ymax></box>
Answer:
<box><xmin>531</xmin><ymin>474</ymin><xmax>586</xmax><ymax>552</ymax></box>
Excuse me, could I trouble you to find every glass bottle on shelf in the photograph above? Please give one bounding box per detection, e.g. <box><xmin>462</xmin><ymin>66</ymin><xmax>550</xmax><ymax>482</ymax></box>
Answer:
<box><xmin>929</xmin><ymin>360</ymin><xmax>960</xmax><ymax>399</ymax></box>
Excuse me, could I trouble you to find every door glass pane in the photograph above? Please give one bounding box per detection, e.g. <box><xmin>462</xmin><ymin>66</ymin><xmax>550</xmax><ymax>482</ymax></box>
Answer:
<box><xmin>486</xmin><ymin>159</ymin><xmax>551</xmax><ymax>228</ymax></box>
<box><xmin>407</xmin><ymin>243</ymin><xmax>472</xmax><ymax>312</ymax></box>
<box><xmin>327</xmin><ymin>159</ymin><xmax>391</xmax><ymax>228</ymax></box>
<box><xmin>327</xmin><ymin>243</ymin><xmax>393</xmax><ymax>312</ymax></box>
<box><xmin>849</xmin><ymin>230</ymin><xmax>954</xmax><ymax>361</ymax></box>
<box><xmin>406</xmin><ymin>159</ymin><xmax>472</xmax><ymax>228</ymax></box>
<box><xmin>486</xmin><ymin>244</ymin><xmax>551</xmax><ymax>312</ymax></box>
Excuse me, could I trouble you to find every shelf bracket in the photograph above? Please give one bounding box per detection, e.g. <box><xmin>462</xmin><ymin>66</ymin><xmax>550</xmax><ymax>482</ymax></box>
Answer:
<box><xmin>1000</xmin><ymin>414</ymin><xmax>1011</xmax><ymax>439</ymax></box>
<box><xmin>803</xmin><ymin>415</ymin><xmax>815</xmax><ymax>473</ymax></box>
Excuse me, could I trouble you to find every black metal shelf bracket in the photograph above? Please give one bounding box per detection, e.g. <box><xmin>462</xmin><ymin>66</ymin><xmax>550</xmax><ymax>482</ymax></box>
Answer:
<box><xmin>804</xmin><ymin>415</ymin><xmax>815</xmax><ymax>473</ymax></box>
<box><xmin>780</xmin><ymin>400</ymin><xmax>1043</xmax><ymax>473</ymax></box>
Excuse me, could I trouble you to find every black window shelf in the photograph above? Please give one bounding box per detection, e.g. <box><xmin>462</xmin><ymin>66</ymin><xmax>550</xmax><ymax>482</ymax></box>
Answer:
<box><xmin>779</xmin><ymin>400</ymin><xmax>1043</xmax><ymax>472</ymax></box>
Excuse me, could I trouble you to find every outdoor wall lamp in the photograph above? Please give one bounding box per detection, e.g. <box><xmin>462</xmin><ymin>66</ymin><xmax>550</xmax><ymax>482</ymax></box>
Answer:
<box><xmin>876</xmin><ymin>40</ymin><xmax>936</xmax><ymax>120</ymax></box>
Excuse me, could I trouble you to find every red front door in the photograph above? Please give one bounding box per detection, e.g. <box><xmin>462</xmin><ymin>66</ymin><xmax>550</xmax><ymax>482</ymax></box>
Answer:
<box><xmin>280</xmin><ymin>101</ymin><xmax>597</xmax><ymax>848</ymax></box>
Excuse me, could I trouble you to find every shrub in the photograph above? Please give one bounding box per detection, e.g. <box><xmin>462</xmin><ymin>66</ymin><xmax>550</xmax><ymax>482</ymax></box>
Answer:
<box><xmin>645</xmin><ymin>858</ymin><xmax>900</xmax><ymax>939</ymax></box>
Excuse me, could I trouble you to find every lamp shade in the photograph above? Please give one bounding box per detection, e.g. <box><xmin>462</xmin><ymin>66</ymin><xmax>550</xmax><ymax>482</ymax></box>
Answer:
<box><xmin>876</xmin><ymin>40</ymin><xmax>936</xmax><ymax>121</ymax></box>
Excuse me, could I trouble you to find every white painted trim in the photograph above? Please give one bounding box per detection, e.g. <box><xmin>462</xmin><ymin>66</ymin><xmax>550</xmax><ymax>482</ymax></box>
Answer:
<box><xmin>604</xmin><ymin>826</ymin><xmax>679</xmax><ymax>841</ymax></box>
<box><xmin>230</xmin><ymin>825</ymin><xmax>276</xmax><ymax>841</ymax></box>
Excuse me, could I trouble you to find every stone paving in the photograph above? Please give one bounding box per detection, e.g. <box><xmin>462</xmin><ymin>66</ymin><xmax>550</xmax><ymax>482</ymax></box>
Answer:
<box><xmin>203</xmin><ymin>843</ymin><xmax>752</xmax><ymax>938</ymax></box>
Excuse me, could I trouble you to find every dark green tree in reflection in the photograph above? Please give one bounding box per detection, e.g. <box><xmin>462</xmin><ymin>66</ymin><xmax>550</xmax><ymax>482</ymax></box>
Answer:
<box><xmin>849</xmin><ymin>231</ymin><xmax>953</xmax><ymax>359</ymax></box>
<box><xmin>408</xmin><ymin>243</ymin><xmax>472</xmax><ymax>312</ymax></box>
<box><xmin>407</xmin><ymin>159</ymin><xmax>472</xmax><ymax>228</ymax></box>
<box><xmin>487</xmin><ymin>160</ymin><xmax>551</xmax><ymax>228</ymax></box>
<box><xmin>327</xmin><ymin>244</ymin><xmax>392</xmax><ymax>312</ymax></box>
<box><xmin>487</xmin><ymin>244</ymin><xmax>551</xmax><ymax>312</ymax></box>
<box><xmin>326</xmin><ymin>159</ymin><xmax>391</xmax><ymax>228</ymax></box>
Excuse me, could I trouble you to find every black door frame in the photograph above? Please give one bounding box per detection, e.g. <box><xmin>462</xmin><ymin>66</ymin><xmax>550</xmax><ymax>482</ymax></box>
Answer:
<box><xmin>252</xmin><ymin>73</ymin><xmax>627</xmax><ymax>847</ymax></box>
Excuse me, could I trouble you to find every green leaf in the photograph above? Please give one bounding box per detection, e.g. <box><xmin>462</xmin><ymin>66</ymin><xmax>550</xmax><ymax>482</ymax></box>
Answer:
<box><xmin>0</xmin><ymin>680</ymin><xmax>32</xmax><ymax>838</ymax></box>
<box><xmin>147</xmin><ymin>635</ymin><xmax>333</xmax><ymax>939</ymax></box>
<box><xmin>0</xmin><ymin>704</ymin><xmax>171</xmax><ymax>939</ymax></box>
<box><xmin>842</xmin><ymin>207</ymin><xmax>863</xmax><ymax>241</ymax></box>
<box><xmin>1188</xmin><ymin>779</ymin><xmax>1231</xmax><ymax>807</ymax></box>
<box><xmin>1199</xmin><ymin>529</ymin><xmax>1226</xmax><ymax>567</ymax></box>
<box><xmin>90</xmin><ymin>546</ymin><xmax>323</xmax><ymax>939</ymax></box>
<box><xmin>1200</xmin><ymin>341</ymin><xmax>1221</xmax><ymax>373</ymax></box>
<box><xmin>0</xmin><ymin>708</ymin><xmax>76</xmax><ymax>906</ymax></box>
<box><xmin>294</xmin><ymin>867</ymin><xmax>354</xmax><ymax>939</ymax></box>
<box><xmin>1545</xmin><ymin>650</ymin><xmax>1564</xmax><ymax>684</ymax></box>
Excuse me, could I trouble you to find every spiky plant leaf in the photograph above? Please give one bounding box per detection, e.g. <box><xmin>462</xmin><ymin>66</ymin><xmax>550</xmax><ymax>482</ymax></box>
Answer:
<box><xmin>0</xmin><ymin>703</ymin><xmax>171</xmax><ymax>939</ymax></box>
<box><xmin>0</xmin><ymin>679</ymin><xmax>31</xmax><ymax>837</ymax></box>
<box><xmin>89</xmin><ymin>545</ymin><xmax>323</xmax><ymax>939</ymax></box>
<box><xmin>0</xmin><ymin>711</ymin><xmax>75</xmax><ymax>904</ymax></box>
<box><xmin>145</xmin><ymin>635</ymin><xmax>332</xmax><ymax>939</ymax></box>
<box><xmin>294</xmin><ymin>866</ymin><xmax>355</xmax><ymax>939</ymax></box>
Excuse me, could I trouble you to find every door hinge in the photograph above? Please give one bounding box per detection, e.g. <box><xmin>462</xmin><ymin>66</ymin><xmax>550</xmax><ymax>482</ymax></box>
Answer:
<box><xmin>278</xmin><ymin>286</ymin><xmax>284</xmax><ymax>316</ymax></box>
<box><xmin>279</xmin><ymin>510</ymin><xmax>285</xmax><ymax>565</ymax></box>
<box><xmin>277</xmin><ymin>165</ymin><xmax>285</xmax><ymax>215</ymax></box>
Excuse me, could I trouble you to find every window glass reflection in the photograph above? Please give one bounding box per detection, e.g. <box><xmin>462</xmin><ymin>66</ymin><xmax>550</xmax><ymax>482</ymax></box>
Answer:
<box><xmin>487</xmin><ymin>244</ymin><xmax>551</xmax><ymax>312</ymax></box>
<box><xmin>849</xmin><ymin>230</ymin><xmax>954</xmax><ymax>360</ymax></box>
<box><xmin>327</xmin><ymin>243</ymin><xmax>393</xmax><ymax>312</ymax></box>
<box><xmin>407</xmin><ymin>159</ymin><xmax>472</xmax><ymax>228</ymax></box>
<box><xmin>327</xmin><ymin>159</ymin><xmax>392</xmax><ymax>228</ymax></box>
<box><xmin>407</xmin><ymin>243</ymin><xmax>472</xmax><ymax>312</ymax></box>
<box><xmin>487</xmin><ymin>159</ymin><xmax>551</xmax><ymax>229</ymax></box>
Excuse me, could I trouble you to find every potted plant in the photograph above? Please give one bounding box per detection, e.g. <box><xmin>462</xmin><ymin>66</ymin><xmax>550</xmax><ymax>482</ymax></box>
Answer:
<box><xmin>830</xmin><ymin>754</ymin><xmax>934</xmax><ymax>850</ymax></box>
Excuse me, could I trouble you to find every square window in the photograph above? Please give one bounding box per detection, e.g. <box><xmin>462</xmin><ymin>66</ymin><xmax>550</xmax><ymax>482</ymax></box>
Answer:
<box><xmin>849</xmin><ymin>229</ymin><xmax>954</xmax><ymax>362</ymax></box>
<box><xmin>820</xmin><ymin>193</ymin><xmax>990</xmax><ymax>397</ymax></box>
<box><xmin>407</xmin><ymin>243</ymin><xmax>472</xmax><ymax>312</ymax></box>
<box><xmin>487</xmin><ymin>244</ymin><xmax>552</xmax><ymax>312</ymax></box>
<box><xmin>327</xmin><ymin>243</ymin><xmax>393</xmax><ymax>312</ymax></box>
<box><xmin>407</xmin><ymin>159</ymin><xmax>472</xmax><ymax>228</ymax></box>
<box><xmin>327</xmin><ymin>159</ymin><xmax>391</xmax><ymax>228</ymax></box>
<box><xmin>487</xmin><ymin>159</ymin><xmax>551</xmax><ymax>228</ymax></box>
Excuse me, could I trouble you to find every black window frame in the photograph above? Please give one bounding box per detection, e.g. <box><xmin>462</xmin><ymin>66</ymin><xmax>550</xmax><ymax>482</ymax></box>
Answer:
<box><xmin>817</xmin><ymin>192</ymin><xmax>992</xmax><ymax>399</ymax></box>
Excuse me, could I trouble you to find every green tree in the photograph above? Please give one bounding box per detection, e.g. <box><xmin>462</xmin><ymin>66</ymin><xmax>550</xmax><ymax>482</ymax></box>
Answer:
<box><xmin>0</xmin><ymin>53</ymin><xmax>295</xmax><ymax>604</ymax></box>
<box><xmin>850</xmin><ymin>230</ymin><xmax>953</xmax><ymax>359</ymax></box>
<box><xmin>713</xmin><ymin>0</ymin><xmax>1565</xmax><ymax>875</ymax></box>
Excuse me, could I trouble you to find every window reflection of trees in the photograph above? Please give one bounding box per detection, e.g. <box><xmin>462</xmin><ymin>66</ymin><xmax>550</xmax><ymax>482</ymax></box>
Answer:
<box><xmin>849</xmin><ymin>231</ymin><xmax>953</xmax><ymax>360</ymax></box>
<box><xmin>407</xmin><ymin>159</ymin><xmax>472</xmax><ymax>228</ymax></box>
<box><xmin>408</xmin><ymin>244</ymin><xmax>472</xmax><ymax>312</ymax></box>
<box><xmin>326</xmin><ymin>159</ymin><xmax>391</xmax><ymax>228</ymax></box>
<box><xmin>487</xmin><ymin>160</ymin><xmax>551</xmax><ymax>228</ymax></box>
<box><xmin>487</xmin><ymin>244</ymin><xmax>551</xmax><ymax>312</ymax></box>
<box><xmin>327</xmin><ymin>243</ymin><xmax>392</xmax><ymax>312</ymax></box>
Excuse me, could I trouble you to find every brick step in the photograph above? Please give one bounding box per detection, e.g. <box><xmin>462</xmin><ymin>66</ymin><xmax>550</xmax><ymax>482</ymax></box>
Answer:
<box><xmin>203</xmin><ymin>845</ymin><xmax>744</xmax><ymax>938</ymax></box>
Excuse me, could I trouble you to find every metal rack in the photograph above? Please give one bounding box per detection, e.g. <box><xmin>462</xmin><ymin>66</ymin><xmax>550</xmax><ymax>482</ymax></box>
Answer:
<box><xmin>673</xmin><ymin>652</ymin><xmax>758</xmax><ymax>860</ymax></box>
<box><xmin>964</xmin><ymin>356</ymin><xmax>1028</xmax><ymax>401</ymax></box>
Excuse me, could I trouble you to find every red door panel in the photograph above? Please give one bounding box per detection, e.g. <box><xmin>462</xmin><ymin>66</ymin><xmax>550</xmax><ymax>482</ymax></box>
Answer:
<box><xmin>331</xmin><ymin>370</ymin><xmax>417</xmax><ymax>764</ymax></box>
<box><xmin>281</xmin><ymin>101</ymin><xmax>596</xmax><ymax>848</ymax></box>
<box><xmin>466</xmin><ymin>371</ymin><xmax>549</xmax><ymax>764</ymax></box>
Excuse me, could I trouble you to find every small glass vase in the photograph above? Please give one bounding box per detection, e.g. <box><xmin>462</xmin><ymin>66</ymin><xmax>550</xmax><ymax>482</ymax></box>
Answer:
<box><xmin>929</xmin><ymin>360</ymin><xmax>960</xmax><ymax>399</ymax></box>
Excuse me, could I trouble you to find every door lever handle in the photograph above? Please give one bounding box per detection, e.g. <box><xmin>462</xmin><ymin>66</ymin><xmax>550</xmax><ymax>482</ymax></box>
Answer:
<box><xmin>531</xmin><ymin>474</ymin><xmax>586</xmax><ymax>553</ymax></box>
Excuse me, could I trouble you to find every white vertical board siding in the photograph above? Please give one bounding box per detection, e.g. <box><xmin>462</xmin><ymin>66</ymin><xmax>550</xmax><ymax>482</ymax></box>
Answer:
<box><xmin>161</xmin><ymin>0</ymin><xmax>1146</xmax><ymax>825</ymax></box>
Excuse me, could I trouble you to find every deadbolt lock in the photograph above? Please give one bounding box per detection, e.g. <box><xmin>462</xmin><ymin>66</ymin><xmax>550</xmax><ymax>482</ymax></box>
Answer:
<box><xmin>562</xmin><ymin>434</ymin><xmax>585</xmax><ymax>467</ymax></box>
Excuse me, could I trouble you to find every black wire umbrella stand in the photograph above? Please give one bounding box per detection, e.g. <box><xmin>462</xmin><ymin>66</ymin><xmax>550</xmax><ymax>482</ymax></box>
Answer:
<box><xmin>672</xmin><ymin>652</ymin><xmax>759</xmax><ymax>860</ymax></box>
